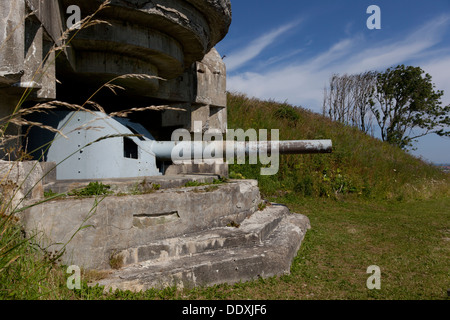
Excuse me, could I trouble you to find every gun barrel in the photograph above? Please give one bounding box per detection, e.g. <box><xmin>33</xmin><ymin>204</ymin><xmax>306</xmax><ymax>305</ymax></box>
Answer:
<box><xmin>150</xmin><ymin>140</ymin><xmax>332</xmax><ymax>161</ymax></box>
<box><xmin>260</xmin><ymin>140</ymin><xmax>332</xmax><ymax>154</ymax></box>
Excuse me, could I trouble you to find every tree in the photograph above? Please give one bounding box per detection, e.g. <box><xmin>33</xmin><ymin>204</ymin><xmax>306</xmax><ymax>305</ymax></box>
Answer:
<box><xmin>323</xmin><ymin>71</ymin><xmax>377</xmax><ymax>134</ymax></box>
<box><xmin>371</xmin><ymin>65</ymin><xmax>450</xmax><ymax>149</ymax></box>
<box><xmin>352</xmin><ymin>71</ymin><xmax>377</xmax><ymax>135</ymax></box>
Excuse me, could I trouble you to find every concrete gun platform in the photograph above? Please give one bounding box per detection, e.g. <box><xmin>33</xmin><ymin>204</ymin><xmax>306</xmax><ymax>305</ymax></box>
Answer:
<box><xmin>19</xmin><ymin>178</ymin><xmax>310</xmax><ymax>291</ymax></box>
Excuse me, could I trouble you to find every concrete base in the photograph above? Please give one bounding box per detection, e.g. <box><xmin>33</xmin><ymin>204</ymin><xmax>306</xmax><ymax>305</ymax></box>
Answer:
<box><xmin>95</xmin><ymin>204</ymin><xmax>310</xmax><ymax>291</ymax></box>
<box><xmin>18</xmin><ymin>178</ymin><xmax>310</xmax><ymax>291</ymax></box>
<box><xmin>20</xmin><ymin>179</ymin><xmax>261</xmax><ymax>269</ymax></box>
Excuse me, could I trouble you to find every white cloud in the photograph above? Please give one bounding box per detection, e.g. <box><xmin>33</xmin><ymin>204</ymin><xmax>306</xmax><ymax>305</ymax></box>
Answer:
<box><xmin>226</xmin><ymin>14</ymin><xmax>450</xmax><ymax>113</ymax></box>
<box><xmin>225</xmin><ymin>20</ymin><xmax>302</xmax><ymax>72</ymax></box>
<box><xmin>421</xmin><ymin>56</ymin><xmax>450</xmax><ymax>105</ymax></box>
<box><xmin>344</xmin><ymin>15</ymin><xmax>450</xmax><ymax>74</ymax></box>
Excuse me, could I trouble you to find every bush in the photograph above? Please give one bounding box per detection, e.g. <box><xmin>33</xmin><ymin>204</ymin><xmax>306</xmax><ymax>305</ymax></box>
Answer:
<box><xmin>273</xmin><ymin>104</ymin><xmax>300</xmax><ymax>124</ymax></box>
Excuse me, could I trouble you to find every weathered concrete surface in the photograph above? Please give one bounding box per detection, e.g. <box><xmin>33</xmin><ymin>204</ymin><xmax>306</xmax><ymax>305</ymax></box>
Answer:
<box><xmin>95</xmin><ymin>204</ymin><xmax>311</xmax><ymax>291</ymax></box>
<box><xmin>0</xmin><ymin>0</ymin><xmax>60</xmax><ymax>99</ymax></box>
<box><xmin>56</xmin><ymin>0</ymin><xmax>231</xmax><ymax>106</ymax></box>
<box><xmin>19</xmin><ymin>180</ymin><xmax>261</xmax><ymax>270</ymax></box>
<box><xmin>161</xmin><ymin>47</ymin><xmax>227</xmax><ymax>134</ymax></box>
<box><xmin>116</xmin><ymin>202</ymin><xmax>289</xmax><ymax>266</ymax></box>
<box><xmin>42</xmin><ymin>173</ymin><xmax>221</xmax><ymax>194</ymax></box>
<box><xmin>60</xmin><ymin>0</ymin><xmax>231</xmax><ymax>73</ymax></box>
<box><xmin>16</xmin><ymin>175</ymin><xmax>311</xmax><ymax>290</ymax></box>
<box><xmin>0</xmin><ymin>0</ymin><xmax>26</xmax><ymax>84</ymax></box>
<box><xmin>0</xmin><ymin>160</ymin><xmax>44</xmax><ymax>212</ymax></box>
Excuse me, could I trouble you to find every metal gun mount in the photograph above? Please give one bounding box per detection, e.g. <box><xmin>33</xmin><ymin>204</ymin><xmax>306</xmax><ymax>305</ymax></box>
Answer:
<box><xmin>26</xmin><ymin>111</ymin><xmax>332</xmax><ymax>180</ymax></box>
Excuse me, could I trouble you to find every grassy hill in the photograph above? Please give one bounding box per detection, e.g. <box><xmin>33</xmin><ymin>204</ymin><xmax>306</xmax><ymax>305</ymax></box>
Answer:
<box><xmin>226</xmin><ymin>92</ymin><xmax>449</xmax><ymax>202</ymax></box>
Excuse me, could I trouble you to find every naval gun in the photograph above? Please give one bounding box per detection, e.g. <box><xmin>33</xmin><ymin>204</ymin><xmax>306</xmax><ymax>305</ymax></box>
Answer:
<box><xmin>25</xmin><ymin>111</ymin><xmax>332</xmax><ymax>180</ymax></box>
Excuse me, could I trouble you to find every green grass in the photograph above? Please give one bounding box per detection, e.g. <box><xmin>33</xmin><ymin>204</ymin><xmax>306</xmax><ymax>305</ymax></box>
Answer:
<box><xmin>0</xmin><ymin>216</ymin><xmax>75</xmax><ymax>299</ymax></box>
<box><xmin>269</xmin><ymin>197</ymin><xmax>450</xmax><ymax>300</ymax></box>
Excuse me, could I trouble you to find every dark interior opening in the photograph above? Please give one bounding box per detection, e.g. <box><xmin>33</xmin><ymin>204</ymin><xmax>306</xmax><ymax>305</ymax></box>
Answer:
<box><xmin>124</xmin><ymin>137</ymin><xmax>138</xmax><ymax>159</ymax></box>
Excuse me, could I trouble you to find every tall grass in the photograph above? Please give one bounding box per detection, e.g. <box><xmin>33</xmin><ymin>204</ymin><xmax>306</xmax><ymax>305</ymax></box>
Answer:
<box><xmin>0</xmin><ymin>215</ymin><xmax>67</xmax><ymax>299</ymax></box>
<box><xmin>227</xmin><ymin>92</ymin><xmax>449</xmax><ymax>201</ymax></box>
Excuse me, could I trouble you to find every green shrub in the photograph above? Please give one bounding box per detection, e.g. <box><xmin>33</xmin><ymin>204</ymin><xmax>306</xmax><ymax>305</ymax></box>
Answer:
<box><xmin>273</xmin><ymin>104</ymin><xmax>300</xmax><ymax>124</ymax></box>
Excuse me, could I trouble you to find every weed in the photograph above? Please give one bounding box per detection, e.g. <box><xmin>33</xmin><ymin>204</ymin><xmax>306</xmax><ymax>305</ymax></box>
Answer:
<box><xmin>227</xmin><ymin>221</ymin><xmax>241</xmax><ymax>228</ymax></box>
<box><xmin>204</xmin><ymin>185</ymin><xmax>219</xmax><ymax>192</ymax></box>
<box><xmin>131</xmin><ymin>180</ymin><xmax>162</xmax><ymax>195</ymax></box>
<box><xmin>184</xmin><ymin>178</ymin><xmax>226</xmax><ymax>188</ymax></box>
<box><xmin>184</xmin><ymin>180</ymin><xmax>204</xmax><ymax>187</ymax></box>
<box><xmin>213</xmin><ymin>177</ymin><xmax>228</xmax><ymax>184</ymax></box>
<box><xmin>273</xmin><ymin>103</ymin><xmax>300</xmax><ymax>124</ymax></box>
<box><xmin>68</xmin><ymin>182</ymin><xmax>112</xmax><ymax>197</ymax></box>
<box><xmin>229</xmin><ymin>171</ymin><xmax>245</xmax><ymax>179</ymax></box>
<box><xmin>109</xmin><ymin>251</ymin><xmax>124</xmax><ymax>270</ymax></box>
<box><xmin>44</xmin><ymin>189</ymin><xmax>59</xmax><ymax>198</ymax></box>
<box><xmin>258</xmin><ymin>201</ymin><xmax>267</xmax><ymax>211</ymax></box>
<box><xmin>152</xmin><ymin>183</ymin><xmax>161</xmax><ymax>191</ymax></box>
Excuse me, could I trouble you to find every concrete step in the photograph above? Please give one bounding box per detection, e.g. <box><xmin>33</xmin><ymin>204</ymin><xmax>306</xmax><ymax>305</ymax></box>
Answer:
<box><xmin>116</xmin><ymin>203</ymin><xmax>288</xmax><ymax>266</ymax></box>
<box><xmin>94</xmin><ymin>207</ymin><xmax>310</xmax><ymax>292</ymax></box>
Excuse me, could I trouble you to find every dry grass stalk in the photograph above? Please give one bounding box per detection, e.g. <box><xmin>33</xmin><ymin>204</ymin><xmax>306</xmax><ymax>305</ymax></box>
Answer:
<box><xmin>110</xmin><ymin>105</ymin><xmax>187</xmax><ymax>118</ymax></box>
<box><xmin>104</xmin><ymin>83</ymin><xmax>125</xmax><ymax>95</ymax></box>
<box><xmin>58</xmin><ymin>1</ymin><xmax>112</xmax><ymax>43</ymax></box>
<box><xmin>86</xmin><ymin>73</ymin><xmax>165</xmax><ymax>104</ymax></box>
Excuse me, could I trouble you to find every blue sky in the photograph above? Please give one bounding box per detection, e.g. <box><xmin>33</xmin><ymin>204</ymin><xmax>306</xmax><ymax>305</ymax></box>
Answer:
<box><xmin>215</xmin><ymin>0</ymin><xmax>450</xmax><ymax>164</ymax></box>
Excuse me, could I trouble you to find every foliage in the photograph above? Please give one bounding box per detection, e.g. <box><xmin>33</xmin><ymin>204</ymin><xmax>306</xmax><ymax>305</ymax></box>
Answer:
<box><xmin>371</xmin><ymin>65</ymin><xmax>450</xmax><ymax>149</ymax></box>
<box><xmin>0</xmin><ymin>216</ymin><xmax>70</xmax><ymax>299</ymax></box>
<box><xmin>44</xmin><ymin>189</ymin><xmax>58</xmax><ymax>198</ymax></box>
<box><xmin>323</xmin><ymin>65</ymin><xmax>450</xmax><ymax>150</ymax></box>
<box><xmin>274</xmin><ymin>103</ymin><xmax>300</xmax><ymax>124</ymax></box>
<box><xmin>184</xmin><ymin>178</ymin><xmax>227</xmax><ymax>188</ymax></box>
<box><xmin>229</xmin><ymin>171</ymin><xmax>245</xmax><ymax>180</ymax></box>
